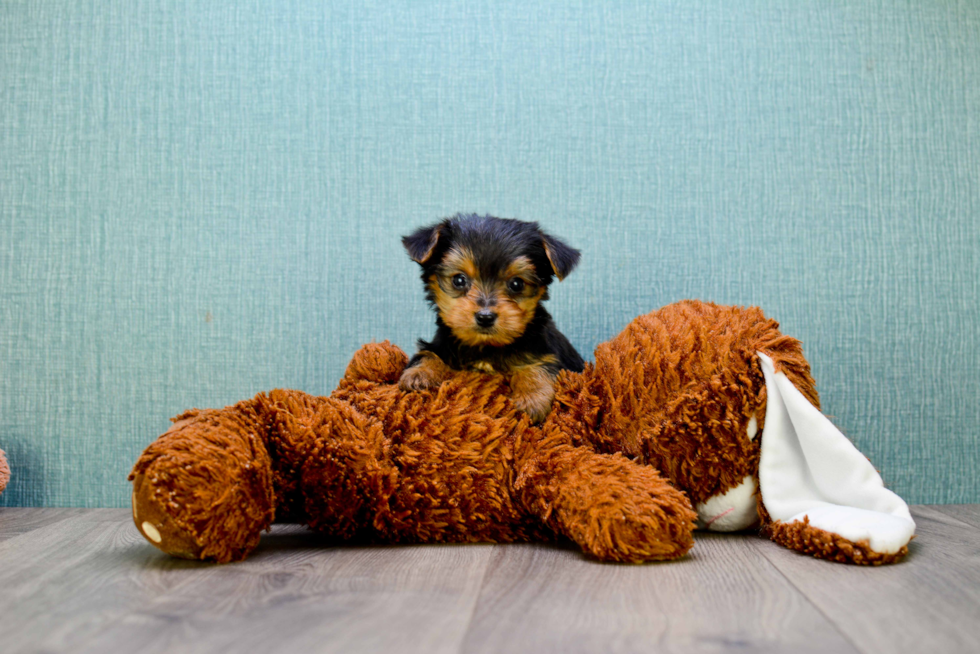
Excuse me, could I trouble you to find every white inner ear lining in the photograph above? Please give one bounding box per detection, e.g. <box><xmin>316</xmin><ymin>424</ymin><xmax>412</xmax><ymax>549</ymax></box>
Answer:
<box><xmin>755</xmin><ymin>352</ymin><xmax>915</xmax><ymax>554</ymax></box>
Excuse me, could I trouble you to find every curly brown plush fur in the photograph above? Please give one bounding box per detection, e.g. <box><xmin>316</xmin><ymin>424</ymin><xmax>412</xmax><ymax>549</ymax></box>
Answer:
<box><xmin>551</xmin><ymin>301</ymin><xmax>817</xmax><ymax>506</ymax></box>
<box><xmin>130</xmin><ymin>300</ymin><xmax>898</xmax><ymax>565</ymax></box>
<box><xmin>0</xmin><ymin>448</ymin><xmax>9</xmax><ymax>496</ymax></box>
<box><xmin>765</xmin><ymin>518</ymin><xmax>909</xmax><ymax>565</ymax></box>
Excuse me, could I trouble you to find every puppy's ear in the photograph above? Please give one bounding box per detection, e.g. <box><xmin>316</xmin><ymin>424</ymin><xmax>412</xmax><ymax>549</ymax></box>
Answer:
<box><xmin>402</xmin><ymin>222</ymin><xmax>445</xmax><ymax>265</ymax></box>
<box><xmin>541</xmin><ymin>232</ymin><xmax>580</xmax><ymax>281</ymax></box>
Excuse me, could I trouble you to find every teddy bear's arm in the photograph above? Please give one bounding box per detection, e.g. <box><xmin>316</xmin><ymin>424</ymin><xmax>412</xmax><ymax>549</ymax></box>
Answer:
<box><xmin>130</xmin><ymin>390</ymin><xmax>368</xmax><ymax>563</ymax></box>
<box><xmin>514</xmin><ymin>430</ymin><xmax>698</xmax><ymax>562</ymax></box>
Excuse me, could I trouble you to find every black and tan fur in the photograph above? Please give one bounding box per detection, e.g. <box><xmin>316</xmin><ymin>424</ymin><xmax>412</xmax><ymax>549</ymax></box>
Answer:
<box><xmin>399</xmin><ymin>214</ymin><xmax>584</xmax><ymax>422</ymax></box>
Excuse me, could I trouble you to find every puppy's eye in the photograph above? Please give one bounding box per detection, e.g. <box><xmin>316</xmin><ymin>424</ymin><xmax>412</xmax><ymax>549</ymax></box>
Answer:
<box><xmin>451</xmin><ymin>273</ymin><xmax>468</xmax><ymax>290</ymax></box>
<box><xmin>507</xmin><ymin>278</ymin><xmax>526</xmax><ymax>293</ymax></box>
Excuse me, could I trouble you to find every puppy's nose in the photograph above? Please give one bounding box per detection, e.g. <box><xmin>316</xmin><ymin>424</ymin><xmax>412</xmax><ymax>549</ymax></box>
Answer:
<box><xmin>475</xmin><ymin>311</ymin><xmax>497</xmax><ymax>328</ymax></box>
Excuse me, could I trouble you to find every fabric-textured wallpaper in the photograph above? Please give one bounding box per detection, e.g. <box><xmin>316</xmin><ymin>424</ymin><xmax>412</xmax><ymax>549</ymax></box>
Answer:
<box><xmin>1</xmin><ymin>0</ymin><xmax>977</xmax><ymax>507</ymax></box>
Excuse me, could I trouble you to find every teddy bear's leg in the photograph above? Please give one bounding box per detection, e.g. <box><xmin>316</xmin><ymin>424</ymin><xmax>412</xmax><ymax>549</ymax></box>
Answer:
<box><xmin>130</xmin><ymin>397</ymin><xmax>277</xmax><ymax>563</ymax></box>
<box><xmin>516</xmin><ymin>436</ymin><xmax>697</xmax><ymax>563</ymax></box>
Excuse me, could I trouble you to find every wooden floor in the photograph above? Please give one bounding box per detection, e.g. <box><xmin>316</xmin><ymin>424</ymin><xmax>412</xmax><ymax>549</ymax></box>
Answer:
<box><xmin>1</xmin><ymin>506</ymin><xmax>978</xmax><ymax>654</ymax></box>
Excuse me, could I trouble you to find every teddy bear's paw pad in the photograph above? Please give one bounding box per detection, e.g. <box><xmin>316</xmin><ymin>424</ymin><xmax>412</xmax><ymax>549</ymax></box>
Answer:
<box><xmin>696</xmin><ymin>475</ymin><xmax>760</xmax><ymax>532</ymax></box>
<box><xmin>139</xmin><ymin>520</ymin><xmax>162</xmax><ymax>543</ymax></box>
<box><xmin>131</xmin><ymin>480</ymin><xmax>205</xmax><ymax>560</ymax></box>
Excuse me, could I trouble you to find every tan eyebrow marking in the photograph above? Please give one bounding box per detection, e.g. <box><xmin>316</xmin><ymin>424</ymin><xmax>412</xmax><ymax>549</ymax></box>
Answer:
<box><xmin>503</xmin><ymin>256</ymin><xmax>537</xmax><ymax>282</ymax></box>
<box><xmin>440</xmin><ymin>246</ymin><xmax>478</xmax><ymax>279</ymax></box>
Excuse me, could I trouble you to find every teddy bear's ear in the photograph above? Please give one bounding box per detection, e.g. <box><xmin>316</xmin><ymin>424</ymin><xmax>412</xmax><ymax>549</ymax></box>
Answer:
<box><xmin>756</xmin><ymin>352</ymin><xmax>915</xmax><ymax>561</ymax></box>
<box><xmin>541</xmin><ymin>232</ymin><xmax>580</xmax><ymax>281</ymax></box>
<box><xmin>402</xmin><ymin>221</ymin><xmax>446</xmax><ymax>265</ymax></box>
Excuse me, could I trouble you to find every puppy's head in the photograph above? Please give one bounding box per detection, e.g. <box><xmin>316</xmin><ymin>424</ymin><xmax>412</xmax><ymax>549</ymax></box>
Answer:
<box><xmin>403</xmin><ymin>214</ymin><xmax>579</xmax><ymax>347</ymax></box>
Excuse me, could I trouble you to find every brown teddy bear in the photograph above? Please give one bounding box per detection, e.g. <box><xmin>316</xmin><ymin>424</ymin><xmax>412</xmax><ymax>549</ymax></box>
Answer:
<box><xmin>0</xmin><ymin>447</ymin><xmax>9</xmax><ymax>497</ymax></box>
<box><xmin>130</xmin><ymin>301</ymin><xmax>914</xmax><ymax>565</ymax></box>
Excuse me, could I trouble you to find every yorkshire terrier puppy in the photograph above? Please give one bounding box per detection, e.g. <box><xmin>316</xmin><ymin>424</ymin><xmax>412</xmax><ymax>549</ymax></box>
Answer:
<box><xmin>399</xmin><ymin>214</ymin><xmax>584</xmax><ymax>422</ymax></box>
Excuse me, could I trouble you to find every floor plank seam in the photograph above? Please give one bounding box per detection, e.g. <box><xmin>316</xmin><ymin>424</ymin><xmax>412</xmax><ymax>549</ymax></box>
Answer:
<box><xmin>750</xmin><ymin>536</ymin><xmax>868</xmax><ymax>654</ymax></box>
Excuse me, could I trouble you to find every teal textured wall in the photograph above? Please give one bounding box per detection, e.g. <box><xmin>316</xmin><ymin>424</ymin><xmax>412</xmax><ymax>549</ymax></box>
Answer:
<box><xmin>1</xmin><ymin>1</ymin><xmax>977</xmax><ymax>507</ymax></box>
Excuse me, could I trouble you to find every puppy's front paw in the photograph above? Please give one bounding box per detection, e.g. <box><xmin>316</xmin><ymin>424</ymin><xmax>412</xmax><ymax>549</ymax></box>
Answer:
<box><xmin>512</xmin><ymin>386</ymin><xmax>554</xmax><ymax>424</ymax></box>
<box><xmin>398</xmin><ymin>365</ymin><xmax>443</xmax><ymax>392</ymax></box>
<box><xmin>509</xmin><ymin>363</ymin><xmax>556</xmax><ymax>424</ymax></box>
